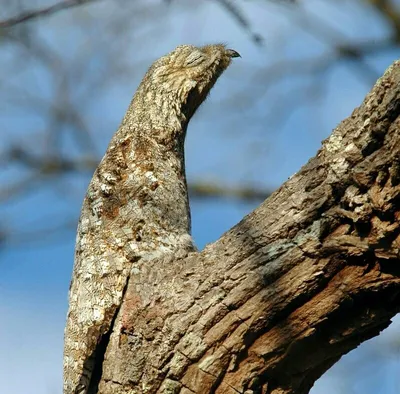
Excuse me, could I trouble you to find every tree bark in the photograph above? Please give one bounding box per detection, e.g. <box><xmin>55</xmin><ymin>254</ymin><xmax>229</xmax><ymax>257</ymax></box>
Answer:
<box><xmin>95</xmin><ymin>61</ymin><xmax>400</xmax><ymax>393</ymax></box>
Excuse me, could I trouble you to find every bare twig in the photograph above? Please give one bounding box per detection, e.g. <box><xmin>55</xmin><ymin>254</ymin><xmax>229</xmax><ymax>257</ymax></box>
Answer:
<box><xmin>0</xmin><ymin>0</ymin><xmax>100</xmax><ymax>29</ymax></box>
<box><xmin>212</xmin><ymin>0</ymin><xmax>264</xmax><ymax>45</ymax></box>
<box><xmin>189</xmin><ymin>181</ymin><xmax>270</xmax><ymax>201</ymax></box>
<box><xmin>366</xmin><ymin>0</ymin><xmax>400</xmax><ymax>40</ymax></box>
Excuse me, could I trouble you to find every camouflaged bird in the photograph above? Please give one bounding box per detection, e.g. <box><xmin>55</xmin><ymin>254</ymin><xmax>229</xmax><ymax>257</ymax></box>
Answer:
<box><xmin>63</xmin><ymin>44</ymin><xmax>240</xmax><ymax>394</ymax></box>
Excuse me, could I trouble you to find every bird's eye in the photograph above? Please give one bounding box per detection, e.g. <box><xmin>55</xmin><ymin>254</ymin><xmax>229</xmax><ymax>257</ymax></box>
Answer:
<box><xmin>185</xmin><ymin>51</ymin><xmax>205</xmax><ymax>67</ymax></box>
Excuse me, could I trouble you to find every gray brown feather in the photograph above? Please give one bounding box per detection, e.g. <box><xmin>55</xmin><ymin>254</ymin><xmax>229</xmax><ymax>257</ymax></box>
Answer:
<box><xmin>63</xmin><ymin>43</ymin><xmax>239</xmax><ymax>394</ymax></box>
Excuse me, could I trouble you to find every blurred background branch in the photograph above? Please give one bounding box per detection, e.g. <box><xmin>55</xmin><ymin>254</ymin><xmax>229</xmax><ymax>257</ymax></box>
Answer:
<box><xmin>1</xmin><ymin>0</ymin><xmax>399</xmax><ymax>245</ymax></box>
<box><xmin>0</xmin><ymin>0</ymin><xmax>100</xmax><ymax>28</ymax></box>
<box><xmin>0</xmin><ymin>2</ymin><xmax>399</xmax><ymax>391</ymax></box>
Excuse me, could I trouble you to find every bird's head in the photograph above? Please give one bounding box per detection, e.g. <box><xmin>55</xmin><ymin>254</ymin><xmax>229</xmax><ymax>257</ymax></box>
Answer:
<box><xmin>142</xmin><ymin>44</ymin><xmax>240</xmax><ymax>122</ymax></box>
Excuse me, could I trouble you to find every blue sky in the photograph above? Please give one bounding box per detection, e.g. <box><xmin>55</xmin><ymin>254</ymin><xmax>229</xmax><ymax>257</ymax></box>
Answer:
<box><xmin>1</xmin><ymin>1</ymin><xmax>400</xmax><ymax>393</ymax></box>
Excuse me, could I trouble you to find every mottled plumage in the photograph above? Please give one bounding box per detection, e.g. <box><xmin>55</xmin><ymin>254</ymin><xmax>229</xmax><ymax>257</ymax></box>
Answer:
<box><xmin>63</xmin><ymin>44</ymin><xmax>239</xmax><ymax>394</ymax></box>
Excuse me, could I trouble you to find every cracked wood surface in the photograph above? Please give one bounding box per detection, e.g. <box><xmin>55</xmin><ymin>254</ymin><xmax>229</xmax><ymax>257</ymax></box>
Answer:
<box><xmin>94</xmin><ymin>60</ymin><xmax>400</xmax><ymax>394</ymax></box>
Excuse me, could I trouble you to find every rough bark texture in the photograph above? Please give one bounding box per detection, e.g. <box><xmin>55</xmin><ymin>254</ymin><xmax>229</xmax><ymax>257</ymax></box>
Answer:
<box><xmin>63</xmin><ymin>44</ymin><xmax>240</xmax><ymax>394</ymax></box>
<box><xmin>65</xmin><ymin>56</ymin><xmax>400</xmax><ymax>393</ymax></box>
<box><xmin>94</xmin><ymin>60</ymin><xmax>400</xmax><ymax>394</ymax></box>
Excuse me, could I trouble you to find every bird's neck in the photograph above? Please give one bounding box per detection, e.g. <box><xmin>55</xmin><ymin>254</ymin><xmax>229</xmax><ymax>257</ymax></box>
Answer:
<box><xmin>125</xmin><ymin>84</ymin><xmax>193</xmax><ymax>141</ymax></box>
<box><xmin>108</xmin><ymin>88</ymin><xmax>193</xmax><ymax>250</ymax></box>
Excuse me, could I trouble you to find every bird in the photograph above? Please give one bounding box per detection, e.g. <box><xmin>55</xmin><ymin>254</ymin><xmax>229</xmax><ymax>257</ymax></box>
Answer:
<box><xmin>63</xmin><ymin>44</ymin><xmax>240</xmax><ymax>394</ymax></box>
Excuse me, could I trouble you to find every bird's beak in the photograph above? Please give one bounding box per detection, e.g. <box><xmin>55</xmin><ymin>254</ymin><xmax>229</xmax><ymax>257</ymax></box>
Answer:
<box><xmin>226</xmin><ymin>49</ymin><xmax>241</xmax><ymax>58</ymax></box>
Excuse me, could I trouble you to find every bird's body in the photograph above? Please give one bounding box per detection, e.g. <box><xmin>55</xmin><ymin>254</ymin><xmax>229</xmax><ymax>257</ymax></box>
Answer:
<box><xmin>63</xmin><ymin>44</ymin><xmax>239</xmax><ymax>394</ymax></box>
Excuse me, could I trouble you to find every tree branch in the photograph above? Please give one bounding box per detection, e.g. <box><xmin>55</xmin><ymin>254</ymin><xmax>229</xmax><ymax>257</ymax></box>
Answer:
<box><xmin>366</xmin><ymin>0</ymin><xmax>400</xmax><ymax>41</ymax></box>
<box><xmin>94</xmin><ymin>60</ymin><xmax>400</xmax><ymax>393</ymax></box>
<box><xmin>0</xmin><ymin>147</ymin><xmax>270</xmax><ymax>203</ymax></box>
<box><xmin>0</xmin><ymin>0</ymin><xmax>100</xmax><ymax>29</ymax></box>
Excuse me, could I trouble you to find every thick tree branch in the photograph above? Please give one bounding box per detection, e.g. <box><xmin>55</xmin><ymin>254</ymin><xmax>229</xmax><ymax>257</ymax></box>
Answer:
<box><xmin>95</xmin><ymin>60</ymin><xmax>400</xmax><ymax>393</ymax></box>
